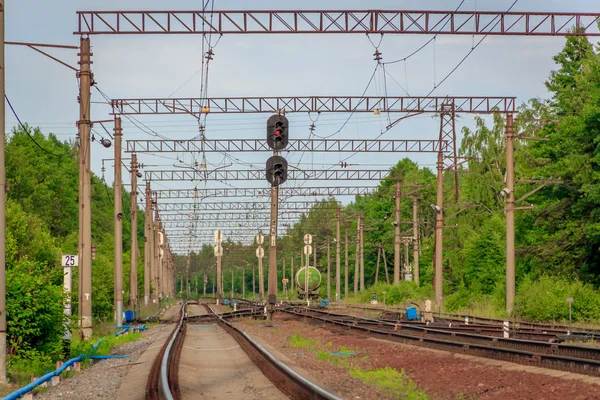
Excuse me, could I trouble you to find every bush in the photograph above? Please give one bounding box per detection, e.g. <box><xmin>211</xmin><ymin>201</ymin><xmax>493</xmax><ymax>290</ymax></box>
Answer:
<box><xmin>7</xmin><ymin>261</ymin><xmax>65</xmax><ymax>359</ymax></box>
<box><xmin>514</xmin><ymin>275</ymin><xmax>600</xmax><ymax>322</ymax></box>
<box><xmin>359</xmin><ymin>282</ymin><xmax>433</xmax><ymax>305</ymax></box>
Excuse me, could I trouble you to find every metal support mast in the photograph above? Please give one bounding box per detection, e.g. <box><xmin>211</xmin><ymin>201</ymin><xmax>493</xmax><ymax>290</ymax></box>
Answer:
<box><xmin>113</xmin><ymin>117</ymin><xmax>123</xmax><ymax>327</ymax></box>
<box><xmin>78</xmin><ymin>36</ymin><xmax>93</xmax><ymax>339</ymax></box>
<box><xmin>413</xmin><ymin>196</ymin><xmax>420</xmax><ymax>286</ymax></box>
<box><xmin>394</xmin><ymin>181</ymin><xmax>401</xmax><ymax>284</ymax></box>
<box><xmin>354</xmin><ymin>216</ymin><xmax>359</xmax><ymax>295</ymax></box>
<box><xmin>360</xmin><ymin>215</ymin><xmax>365</xmax><ymax>291</ymax></box>
<box><xmin>144</xmin><ymin>182</ymin><xmax>151</xmax><ymax>306</ymax></box>
<box><xmin>267</xmin><ymin>185</ymin><xmax>278</xmax><ymax>320</ymax></box>
<box><xmin>505</xmin><ymin>114</ymin><xmax>515</xmax><ymax>314</ymax></box>
<box><xmin>129</xmin><ymin>154</ymin><xmax>139</xmax><ymax>310</ymax></box>
<box><xmin>335</xmin><ymin>208</ymin><xmax>341</xmax><ymax>301</ymax></box>
<box><xmin>434</xmin><ymin>151</ymin><xmax>444</xmax><ymax>309</ymax></box>
<box><xmin>344</xmin><ymin>223</ymin><xmax>349</xmax><ymax>300</ymax></box>
<box><xmin>326</xmin><ymin>237</ymin><xmax>331</xmax><ymax>299</ymax></box>
<box><xmin>0</xmin><ymin>0</ymin><xmax>6</xmax><ymax>382</ymax></box>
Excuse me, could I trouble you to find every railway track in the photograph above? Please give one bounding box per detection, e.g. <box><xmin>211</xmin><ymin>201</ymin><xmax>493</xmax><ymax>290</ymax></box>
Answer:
<box><xmin>146</xmin><ymin>301</ymin><xmax>341</xmax><ymax>400</ymax></box>
<box><xmin>284</xmin><ymin>307</ymin><xmax>600</xmax><ymax>377</ymax></box>
<box><xmin>341</xmin><ymin>303</ymin><xmax>600</xmax><ymax>337</ymax></box>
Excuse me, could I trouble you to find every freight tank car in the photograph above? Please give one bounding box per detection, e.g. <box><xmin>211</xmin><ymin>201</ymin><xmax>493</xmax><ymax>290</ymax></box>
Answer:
<box><xmin>296</xmin><ymin>266</ymin><xmax>322</xmax><ymax>299</ymax></box>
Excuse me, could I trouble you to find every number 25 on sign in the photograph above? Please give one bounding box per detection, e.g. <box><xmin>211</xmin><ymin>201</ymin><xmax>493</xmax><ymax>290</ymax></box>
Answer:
<box><xmin>62</xmin><ymin>255</ymin><xmax>79</xmax><ymax>267</ymax></box>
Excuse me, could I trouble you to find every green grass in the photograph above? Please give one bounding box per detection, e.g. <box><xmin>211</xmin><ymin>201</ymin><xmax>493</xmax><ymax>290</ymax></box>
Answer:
<box><xmin>349</xmin><ymin>367</ymin><xmax>430</xmax><ymax>400</ymax></box>
<box><xmin>286</xmin><ymin>334</ymin><xmax>318</xmax><ymax>350</ymax></box>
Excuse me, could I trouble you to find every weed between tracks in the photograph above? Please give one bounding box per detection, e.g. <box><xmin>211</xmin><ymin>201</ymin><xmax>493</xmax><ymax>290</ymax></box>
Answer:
<box><xmin>286</xmin><ymin>334</ymin><xmax>429</xmax><ymax>399</ymax></box>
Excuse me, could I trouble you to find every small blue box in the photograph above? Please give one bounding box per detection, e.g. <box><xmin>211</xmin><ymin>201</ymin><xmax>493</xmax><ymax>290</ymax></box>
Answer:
<box><xmin>406</xmin><ymin>307</ymin><xmax>418</xmax><ymax>321</ymax></box>
<box><xmin>124</xmin><ymin>310</ymin><xmax>134</xmax><ymax>323</ymax></box>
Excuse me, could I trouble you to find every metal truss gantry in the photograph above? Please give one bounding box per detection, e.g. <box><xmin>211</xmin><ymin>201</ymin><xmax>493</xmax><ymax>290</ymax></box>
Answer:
<box><xmin>152</xmin><ymin>186</ymin><xmax>375</xmax><ymax>199</ymax></box>
<box><xmin>158</xmin><ymin>211</ymin><xmax>305</xmax><ymax>221</ymax></box>
<box><xmin>127</xmin><ymin>138</ymin><xmax>448</xmax><ymax>153</ymax></box>
<box><xmin>144</xmin><ymin>169</ymin><xmax>394</xmax><ymax>182</ymax></box>
<box><xmin>155</xmin><ymin>201</ymin><xmax>326</xmax><ymax>212</ymax></box>
<box><xmin>111</xmin><ymin>96</ymin><xmax>516</xmax><ymax>115</ymax></box>
<box><xmin>75</xmin><ymin>10</ymin><xmax>600</xmax><ymax>36</ymax></box>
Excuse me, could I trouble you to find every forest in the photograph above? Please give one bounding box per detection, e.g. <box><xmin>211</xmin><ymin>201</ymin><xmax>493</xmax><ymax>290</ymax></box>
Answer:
<box><xmin>4</xmin><ymin>33</ymin><xmax>600</xmax><ymax>376</ymax></box>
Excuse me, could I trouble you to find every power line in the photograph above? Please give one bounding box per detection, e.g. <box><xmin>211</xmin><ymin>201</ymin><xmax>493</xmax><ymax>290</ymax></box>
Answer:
<box><xmin>5</xmin><ymin>94</ymin><xmax>71</xmax><ymax>157</ymax></box>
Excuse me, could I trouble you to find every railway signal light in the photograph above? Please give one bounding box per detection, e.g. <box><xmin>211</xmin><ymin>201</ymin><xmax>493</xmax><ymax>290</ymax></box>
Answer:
<box><xmin>266</xmin><ymin>155</ymin><xmax>288</xmax><ymax>186</ymax></box>
<box><xmin>267</xmin><ymin>114</ymin><xmax>289</xmax><ymax>150</ymax></box>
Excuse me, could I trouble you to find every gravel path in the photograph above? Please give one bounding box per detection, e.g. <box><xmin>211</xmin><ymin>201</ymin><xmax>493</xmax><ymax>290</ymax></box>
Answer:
<box><xmin>34</xmin><ymin>324</ymin><xmax>171</xmax><ymax>400</ymax></box>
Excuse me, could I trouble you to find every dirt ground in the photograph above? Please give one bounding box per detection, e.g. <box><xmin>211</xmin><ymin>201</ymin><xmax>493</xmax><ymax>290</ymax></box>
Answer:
<box><xmin>235</xmin><ymin>313</ymin><xmax>600</xmax><ymax>400</ymax></box>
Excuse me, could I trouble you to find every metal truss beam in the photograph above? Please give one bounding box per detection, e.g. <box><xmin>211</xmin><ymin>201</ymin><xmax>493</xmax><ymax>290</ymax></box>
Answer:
<box><xmin>159</xmin><ymin>211</ymin><xmax>304</xmax><ymax>221</ymax></box>
<box><xmin>111</xmin><ymin>96</ymin><xmax>515</xmax><ymax>115</ymax></box>
<box><xmin>127</xmin><ymin>139</ymin><xmax>448</xmax><ymax>153</ymax></box>
<box><xmin>156</xmin><ymin>201</ymin><xmax>324</xmax><ymax>212</ymax></box>
<box><xmin>145</xmin><ymin>169</ymin><xmax>393</xmax><ymax>182</ymax></box>
<box><xmin>153</xmin><ymin>186</ymin><xmax>375</xmax><ymax>199</ymax></box>
<box><xmin>75</xmin><ymin>10</ymin><xmax>600</xmax><ymax>36</ymax></box>
<box><xmin>161</xmin><ymin>220</ymin><xmax>297</xmax><ymax>228</ymax></box>
<box><xmin>165</xmin><ymin>228</ymin><xmax>275</xmax><ymax>236</ymax></box>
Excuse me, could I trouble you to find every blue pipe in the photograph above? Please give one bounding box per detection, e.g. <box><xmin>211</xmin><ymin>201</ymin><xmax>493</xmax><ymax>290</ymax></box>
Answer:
<box><xmin>4</xmin><ymin>355</ymin><xmax>84</xmax><ymax>400</ymax></box>
<box><xmin>6</xmin><ymin>326</ymin><xmax>135</xmax><ymax>399</ymax></box>
<box><xmin>114</xmin><ymin>326</ymin><xmax>130</xmax><ymax>337</ymax></box>
<box><xmin>89</xmin><ymin>355</ymin><xmax>131</xmax><ymax>359</ymax></box>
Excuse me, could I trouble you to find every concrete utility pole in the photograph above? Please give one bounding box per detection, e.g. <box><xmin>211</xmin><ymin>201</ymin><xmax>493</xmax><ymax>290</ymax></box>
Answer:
<box><xmin>326</xmin><ymin>237</ymin><xmax>331</xmax><ymax>299</ymax></box>
<box><xmin>256</xmin><ymin>233</ymin><xmax>264</xmax><ymax>301</ymax></box>
<box><xmin>354</xmin><ymin>216</ymin><xmax>360</xmax><ymax>295</ymax></box>
<box><xmin>130</xmin><ymin>154</ymin><xmax>139</xmax><ymax>310</ymax></box>
<box><xmin>153</xmin><ymin>206</ymin><xmax>160</xmax><ymax>302</ymax></box>
<box><xmin>78</xmin><ymin>36</ymin><xmax>93</xmax><ymax>340</ymax></box>
<box><xmin>360</xmin><ymin>215</ymin><xmax>365</xmax><ymax>291</ymax></box>
<box><xmin>413</xmin><ymin>196</ymin><xmax>420</xmax><ymax>286</ymax></box>
<box><xmin>113</xmin><ymin>117</ymin><xmax>123</xmax><ymax>327</ymax></box>
<box><xmin>282</xmin><ymin>258</ymin><xmax>286</xmax><ymax>295</ymax></box>
<box><xmin>394</xmin><ymin>181</ymin><xmax>401</xmax><ymax>285</ymax></box>
<box><xmin>185</xmin><ymin>253</ymin><xmax>191</xmax><ymax>297</ymax></box>
<box><xmin>291</xmin><ymin>256</ymin><xmax>294</xmax><ymax>293</ymax></box>
<box><xmin>335</xmin><ymin>209</ymin><xmax>341</xmax><ymax>301</ymax></box>
<box><xmin>144</xmin><ymin>182</ymin><xmax>151</xmax><ymax>306</ymax></box>
<box><xmin>267</xmin><ymin>185</ymin><xmax>278</xmax><ymax>320</ymax></box>
<box><xmin>252</xmin><ymin>265</ymin><xmax>255</xmax><ymax>300</ymax></box>
<box><xmin>0</xmin><ymin>0</ymin><xmax>6</xmax><ymax>382</ymax></box>
<box><xmin>344</xmin><ymin>223</ymin><xmax>349</xmax><ymax>300</ymax></box>
<box><xmin>505</xmin><ymin>114</ymin><xmax>515</xmax><ymax>314</ymax></box>
<box><xmin>434</xmin><ymin>151</ymin><xmax>444</xmax><ymax>309</ymax></box>
<box><xmin>313</xmin><ymin>237</ymin><xmax>317</xmax><ymax>268</ymax></box>
<box><xmin>231</xmin><ymin>268</ymin><xmax>234</xmax><ymax>298</ymax></box>
<box><xmin>242</xmin><ymin>266</ymin><xmax>246</xmax><ymax>298</ymax></box>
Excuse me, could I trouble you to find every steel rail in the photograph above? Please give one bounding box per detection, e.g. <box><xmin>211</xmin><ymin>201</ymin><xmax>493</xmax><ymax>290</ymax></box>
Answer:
<box><xmin>306</xmin><ymin>308</ymin><xmax>600</xmax><ymax>359</ymax></box>
<box><xmin>285</xmin><ymin>309</ymin><xmax>600</xmax><ymax>376</ymax></box>
<box><xmin>159</xmin><ymin>305</ymin><xmax>186</xmax><ymax>400</ymax></box>
<box><xmin>203</xmin><ymin>304</ymin><xmax>341</xmax><ymax>399</ymax></box>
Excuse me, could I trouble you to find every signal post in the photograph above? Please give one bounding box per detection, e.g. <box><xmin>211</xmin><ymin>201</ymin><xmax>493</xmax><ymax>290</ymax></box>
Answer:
<box><xmin>265</xmin><ymin>114</ymin><xmax>289</xmax><ymax>320</ymax></box>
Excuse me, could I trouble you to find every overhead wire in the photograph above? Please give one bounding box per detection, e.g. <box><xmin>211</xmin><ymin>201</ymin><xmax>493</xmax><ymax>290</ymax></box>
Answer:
<box><xmin>324</xmin><ymin>0</ymin><xmax>520</xmax><ymax>169</ymax></box>
<box><xmin>5</xmin><ymin>94</ymin><xmax>71</xmax><ymax>157</ymax></box>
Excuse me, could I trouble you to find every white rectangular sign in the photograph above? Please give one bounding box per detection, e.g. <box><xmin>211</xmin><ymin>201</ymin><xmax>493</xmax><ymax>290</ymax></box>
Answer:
<box><xmin>61</xmin><ymin>255</ymin><xmax>78</xmax><ymax>267</ymax></box>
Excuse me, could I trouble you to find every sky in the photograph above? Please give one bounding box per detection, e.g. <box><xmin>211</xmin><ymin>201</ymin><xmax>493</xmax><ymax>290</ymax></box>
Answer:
<box><xmin>5</xmin><ymin>0</ymin><xmax>600</xmax><ymax>251</ymax></box>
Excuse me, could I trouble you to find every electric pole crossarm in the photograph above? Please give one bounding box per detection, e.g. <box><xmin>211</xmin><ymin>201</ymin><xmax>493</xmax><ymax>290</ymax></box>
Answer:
<box><xmin>111</xmin><ymin>96</ymin><xmax>515</xmax><ymax>115</ymax></box>
<box><xmin>152</xmin><ymin>186</ymin><xmax>376</xmax><ymax>199</ymax></box>
<box><xmin>126</xmin><ymin>139</ymin><xmax>449</xmax><ymax>153</ymax></box>
<box><xmin>75</xmin><ymin>10</ymin><xmax>600</xmax><ymax>36</ymax></box>
<box><xmin>144</xmin><ymin>169</ymin><xmax>393</xmax><ymax>181</ymax></box>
